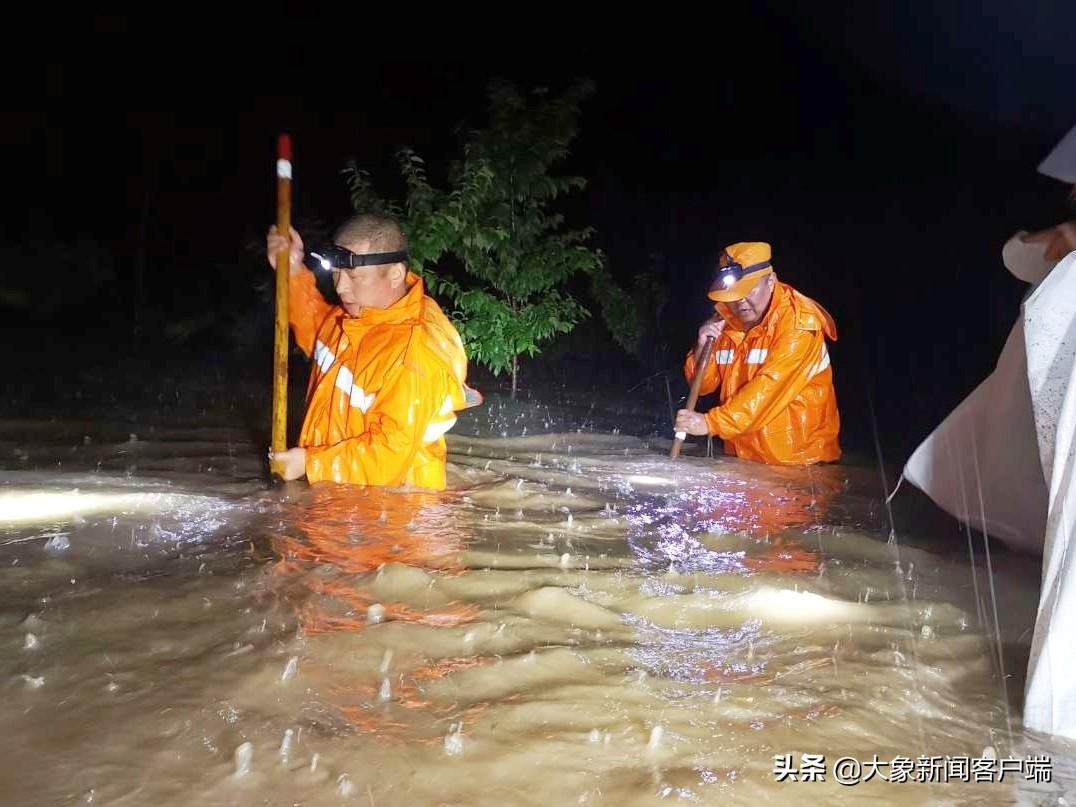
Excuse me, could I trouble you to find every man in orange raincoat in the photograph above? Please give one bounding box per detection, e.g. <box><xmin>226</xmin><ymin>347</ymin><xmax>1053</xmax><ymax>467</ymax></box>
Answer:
<box><xmin>266</xmin><ymin>214</ymin><xmax>481</xmax><ymax>489</ymax></box>
<box><xmin>674</xmin><ymin>241</ymin><xmax>840</xmax><ymax>465</ymax></box>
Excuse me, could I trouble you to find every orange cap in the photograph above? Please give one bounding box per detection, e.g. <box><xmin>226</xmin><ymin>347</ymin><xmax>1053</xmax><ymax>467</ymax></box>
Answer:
<box><xmin>707</xmin><ymin>242</ymin><xmax>774</xmax><ymax>302</ymax></box>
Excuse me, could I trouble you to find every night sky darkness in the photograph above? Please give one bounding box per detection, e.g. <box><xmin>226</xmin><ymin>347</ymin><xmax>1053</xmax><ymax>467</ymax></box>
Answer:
<box><xmin>5</xmin><ymin>5</ymin><xmax>1075</xmax><ymax>462</ymax></box>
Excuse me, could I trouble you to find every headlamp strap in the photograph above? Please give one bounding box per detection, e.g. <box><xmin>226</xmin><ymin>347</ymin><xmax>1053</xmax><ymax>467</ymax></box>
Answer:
<box><xmin>718</xmin><ymin>256</ymin><xmax>772</xmax><ymax>279</ymax></box>
<box><xmin>311</xmin><ymin>246</ymin><xmax>410</xmax><ymax>269</ymax></box>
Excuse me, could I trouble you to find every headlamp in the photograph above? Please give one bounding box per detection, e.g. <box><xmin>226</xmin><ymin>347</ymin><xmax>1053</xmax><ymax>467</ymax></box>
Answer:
<box><xmin>308</xmin><ymin>244</ymin><xmax>409</xmax><ymax>272</ymax></box>
<box><xmin>713</xmin><ymin>253</ymin><xmax>772</xmax><ymax>288</ymax></box>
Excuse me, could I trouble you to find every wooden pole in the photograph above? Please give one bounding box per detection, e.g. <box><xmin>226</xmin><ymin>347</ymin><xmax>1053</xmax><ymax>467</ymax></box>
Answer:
<box><xmin>270</xmin><ymin>134</ymin><xmax>292</xmax><ymax>480</ymax></box>
<box><xmin>669</xmin><ymin>335</ymin><xmax>715</xmax><ymax>458</ymax></box>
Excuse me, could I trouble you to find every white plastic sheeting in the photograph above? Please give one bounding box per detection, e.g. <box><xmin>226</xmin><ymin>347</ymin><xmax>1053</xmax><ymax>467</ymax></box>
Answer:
<box><xmin>901</xmin><ymin>249</ymin><xmax>1076</xmax><ymax>740</ymax></box>
<box><xmin>901</xmin><ymin>281</ymin><xmax>1049</xmax><ymax>555</ymax></box>
<box><xmin>1038</xmin><ymin>122</ymin><xmax>1076</xmax><ymax>184</ymax></box>
<box><xmin>1022</xmin><ymin>251</ymin><xmax>1076</xmax><ymax>740</ymax></box>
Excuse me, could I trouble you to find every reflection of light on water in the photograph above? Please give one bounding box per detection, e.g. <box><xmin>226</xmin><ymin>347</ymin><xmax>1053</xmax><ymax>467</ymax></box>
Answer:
<box><xmin>625</xmin><ymin>613</ymin><xmax>766</xmax><ymax>687</ymax></box>
<box><xmin>742</xmin><ymin>587</ymin><xmax>865</xmax><ymax>623</ymax></box>
<box><xmin>626</xmin><ymin>474</ymin><xmax>675</xmax><ymax>486</ymax></box>
<box><xmin>0</xmin><ymin>489</ymin><xmax>235</xmax><ymax>549</ymax></box>
<box><xmin>624</xmin><ymin>487</ymin><xmax>753</xmax><ymax>575</ymax></box>
<box><xmin>0</xmin><ymin>491</ymin><xmax>166</xmax><ymax>525</ymax></box>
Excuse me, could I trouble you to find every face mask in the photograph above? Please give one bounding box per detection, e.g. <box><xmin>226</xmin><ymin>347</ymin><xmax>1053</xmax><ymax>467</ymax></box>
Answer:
<box><xmin>1002</xmin><ymin>231</ymin><xmax>1055</xmax><ymax>284</ymax></box>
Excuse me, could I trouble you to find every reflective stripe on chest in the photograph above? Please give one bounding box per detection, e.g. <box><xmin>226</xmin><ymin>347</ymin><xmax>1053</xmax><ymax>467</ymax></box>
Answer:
<box><xmin>315</xmin><ymin>339</ymin><xmax>378</xmax><ymax>414</ymax></box>
<box><xmin>713</xmin><ymin>346</ymin><xmax>768</xmax><ymax>365</ymax></box>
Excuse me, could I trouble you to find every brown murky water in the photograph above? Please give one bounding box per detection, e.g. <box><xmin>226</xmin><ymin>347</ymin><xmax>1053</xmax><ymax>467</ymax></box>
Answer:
<box><xmin>0</xmin><ymin>410</ymin><xmax>1072</xmax><ymax>805</ymax></box>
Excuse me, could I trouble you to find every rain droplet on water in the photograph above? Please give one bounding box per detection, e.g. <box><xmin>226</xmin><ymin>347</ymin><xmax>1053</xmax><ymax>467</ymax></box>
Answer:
<box><xmin>279</xmin><ymin>729</ymin><xmax>294</xmax><ymax>760</ymax></box>
<box><xmin>281</xmin><ymin>656</ymin><xmax>298</xmax><ymax>682</ymax></box>
<box><xmin>233</xmin><ymin>742</ymin><xmax>253</xmax><ymax>776</ymax></box>
<box><xmin>444</xmin><ymin>723</ymin><xmax>464</xmax><ymax>756</ymax></box>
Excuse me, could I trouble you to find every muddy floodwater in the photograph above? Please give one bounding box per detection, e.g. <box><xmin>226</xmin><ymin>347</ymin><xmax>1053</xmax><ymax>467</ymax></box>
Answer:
<box><xmin>0</xmin><ymin>404</ymin><xmax>1073</xmax><ymax>806</ymax></box>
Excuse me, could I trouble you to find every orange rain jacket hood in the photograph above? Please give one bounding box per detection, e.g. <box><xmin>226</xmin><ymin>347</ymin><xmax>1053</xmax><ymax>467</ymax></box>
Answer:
<box><xmin>288</xmin><ymin>267</ymin><xmax>480</xmax><ymax>489</ymax></box>
<box><xmin>683</xmin><ymin>278</ymin><xmax>841</xmax><ymax>465</ymax></box>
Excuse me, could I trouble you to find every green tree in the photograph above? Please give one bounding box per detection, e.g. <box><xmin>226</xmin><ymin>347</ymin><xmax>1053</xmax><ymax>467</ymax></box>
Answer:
<box><xmin>343</xmin><ymin>78</ymin><xmax>640</xmax><ymax>399</ymax></box>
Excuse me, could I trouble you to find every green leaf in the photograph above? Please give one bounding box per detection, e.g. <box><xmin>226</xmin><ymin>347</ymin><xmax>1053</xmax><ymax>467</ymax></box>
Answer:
<box><xmin>338</xmin><ymin>77</ymin><xmax>642</xmax><ymax>386</ymax></box>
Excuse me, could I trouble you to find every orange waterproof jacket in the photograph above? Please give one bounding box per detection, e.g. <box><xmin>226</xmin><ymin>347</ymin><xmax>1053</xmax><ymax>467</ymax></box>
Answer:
<box><xmin>683</xmin><ymin>280</ymin><xmax>840</xmax><ymax>465</ymax></box>
<box><xmin>288</xmin><ymin>268</ymin><xmax>480</xmax><ymax>489</ymax></box>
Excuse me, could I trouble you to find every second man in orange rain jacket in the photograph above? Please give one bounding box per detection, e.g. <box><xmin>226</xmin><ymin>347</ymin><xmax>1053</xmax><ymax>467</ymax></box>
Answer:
<box><xmin>288</xmin><ymin>265</ymin><xmax>481</xmax><ymax>490</ymax></box>
<box><xmin>683</xmin><ymin>244</ymin><xmax>841</xmax><ymax>465</ymax></box>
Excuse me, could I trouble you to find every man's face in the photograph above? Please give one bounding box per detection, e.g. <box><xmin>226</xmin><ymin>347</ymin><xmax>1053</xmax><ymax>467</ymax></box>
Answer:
<box><xmin>727</xmin><ymin>274</ymin><xmax>776</xmax><ymax>327</ymax></box>
<box><xmin>331</xmin><ymin>240</ymin><xmax>406</xmax><ymax>315</ymax></box>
